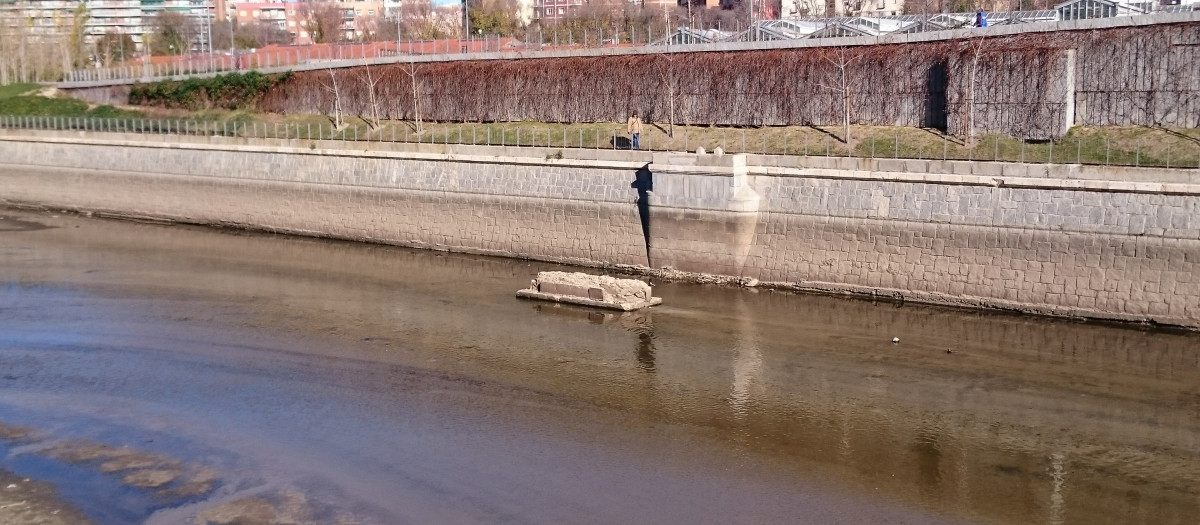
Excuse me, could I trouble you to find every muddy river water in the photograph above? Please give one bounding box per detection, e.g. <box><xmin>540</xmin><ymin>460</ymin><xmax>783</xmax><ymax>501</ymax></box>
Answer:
<box><xmin>0</xmin><ymin>208</ymin><xmax>1198</xmax><ymax>524</ymax></box>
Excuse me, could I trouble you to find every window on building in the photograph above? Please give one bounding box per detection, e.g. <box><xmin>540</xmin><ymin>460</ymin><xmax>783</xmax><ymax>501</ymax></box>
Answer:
<box><xmin>558</xmin><ymin>7</ymin><xmax>564</xmax><ymax>13</ymax></box>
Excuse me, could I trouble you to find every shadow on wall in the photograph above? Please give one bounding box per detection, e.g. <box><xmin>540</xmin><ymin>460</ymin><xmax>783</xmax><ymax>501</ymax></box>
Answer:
<box><xmin>926</xmin><ymin>61</ymin><xmax>948</xmax><ymax>132</ymax></box>
<box><xmin>631</xmin><ymin>163</ymin><xmax>653</xmax><ymax>268</ymax></box>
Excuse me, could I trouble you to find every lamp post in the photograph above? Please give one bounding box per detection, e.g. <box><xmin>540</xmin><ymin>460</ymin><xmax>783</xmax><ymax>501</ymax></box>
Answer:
<box><xmin>207</xmin><ymin>0</ymin><xmax>214</xmax><ymax>71</ymax></box>
<box><xmin>230</xmin><ymin>19</ymin><xmax>237</xmax><ymax>69</ymax></box>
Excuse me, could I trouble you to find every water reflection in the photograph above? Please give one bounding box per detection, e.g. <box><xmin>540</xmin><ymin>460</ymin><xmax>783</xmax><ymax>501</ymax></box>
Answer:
<box><xmin>529</xmin><ymin>303</ymin><xmax>658</xmax><ymax>373</ymax></box>
<box><xmin>728</xmin><ymin>295</ymin><xmax>761</xmax><ymax>420</ymax></box>
<box><xmin>1049</xmin><ymin>452</ymin><xmax>1067</xmax><ymax>525</ymax></box>
<box><xmin>3</xmin><ymin>208</ymin><xmax>1200</xmax><ymax>525</ymax></box>
<box><xmin>633</xmin><ymin>325</ymin><xmax>656</xmax><ymax>373</ymax></box>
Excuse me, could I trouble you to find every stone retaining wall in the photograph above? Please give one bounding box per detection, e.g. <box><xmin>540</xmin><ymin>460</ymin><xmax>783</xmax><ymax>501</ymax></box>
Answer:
<box><xmin>1</xmin><ymin>132</ymin><xmax>1197</xmax><ymax>327</ymax></box>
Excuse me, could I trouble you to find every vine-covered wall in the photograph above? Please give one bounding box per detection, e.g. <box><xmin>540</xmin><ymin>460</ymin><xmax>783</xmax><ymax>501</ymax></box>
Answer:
<box><xmin>256</xmin><ymin>21</ymin><xmax>1200</xmax><ymax>138</ymax></box>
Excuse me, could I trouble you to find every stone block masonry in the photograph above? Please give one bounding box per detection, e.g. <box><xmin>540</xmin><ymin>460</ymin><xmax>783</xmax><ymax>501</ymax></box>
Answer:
<box><xmin>1</xmin><ymin>131</ymin><xmax>1197</xmax><ymax>328</ymax></box>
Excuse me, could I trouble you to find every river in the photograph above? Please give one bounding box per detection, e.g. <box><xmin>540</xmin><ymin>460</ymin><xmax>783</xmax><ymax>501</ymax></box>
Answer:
<box><xmin>0</xmin><ymin>207</ymin><xmax>1197</xmax><ymax>524</ymax></box>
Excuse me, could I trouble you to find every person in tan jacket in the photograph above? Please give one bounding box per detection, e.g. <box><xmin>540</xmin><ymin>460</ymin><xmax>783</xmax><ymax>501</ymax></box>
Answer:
<box><xmin>626</xmin><ymin>111</ymin><xmax>643</xmax><ymax>150</ymax></box>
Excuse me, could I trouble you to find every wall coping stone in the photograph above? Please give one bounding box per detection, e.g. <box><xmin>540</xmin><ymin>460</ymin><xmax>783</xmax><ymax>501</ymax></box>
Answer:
<box><xmin>3</xmin><ymin>132</ymin><xmax>1198</xmax><ymax>196</ymax></box>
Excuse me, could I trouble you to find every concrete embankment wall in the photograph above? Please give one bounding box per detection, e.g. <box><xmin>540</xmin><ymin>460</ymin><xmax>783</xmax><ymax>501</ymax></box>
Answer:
<box><xmin>1</xmin><ymin>131</ymin><xmax>1197</xmax><ymax>327</ymax></box>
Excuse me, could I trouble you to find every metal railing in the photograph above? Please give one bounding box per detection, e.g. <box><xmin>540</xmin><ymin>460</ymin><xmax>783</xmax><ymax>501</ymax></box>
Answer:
<box><xmin>2</xmin><ymin>115</ymin><xmax>1198</xmax><ymax>170</ymax></box>
<box><xmin>58</xmin><ymin>9</ymin><xmax>1200</xmax><ymax>87</ymax></box>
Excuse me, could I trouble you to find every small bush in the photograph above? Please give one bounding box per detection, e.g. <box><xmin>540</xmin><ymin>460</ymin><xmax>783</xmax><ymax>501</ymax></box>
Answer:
<box><xmin>129</xmin><ymin>71</ymin><xmax>294</xmax><ymax>111</ymax></box>
<box><xmin>88</xmin><ymin>105</ymin><xmax>143</xmax><ymax>119</ymax></box>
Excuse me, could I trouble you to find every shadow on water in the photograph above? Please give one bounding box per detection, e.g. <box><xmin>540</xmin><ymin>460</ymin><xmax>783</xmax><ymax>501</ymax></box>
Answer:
<box><xmin>0</xmin><ymin>216</ymin><xmax>56</xmax><ymax>232</ymax></box>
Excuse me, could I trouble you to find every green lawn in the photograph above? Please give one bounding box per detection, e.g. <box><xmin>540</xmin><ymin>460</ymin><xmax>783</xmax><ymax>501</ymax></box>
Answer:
<box><xmin>0</xmin><ymin>83</ymin><xmax>38</xmax><ymax>99</ymax></box>
<box><xmin>0</xmin><ymin>83</ymin><xmax>143</xmax><ymax>118</ymax></box>
<box><xmin>2</xmin><ymin>89</ymin><xmax>1197</xmax><ymax>169</ymax></box>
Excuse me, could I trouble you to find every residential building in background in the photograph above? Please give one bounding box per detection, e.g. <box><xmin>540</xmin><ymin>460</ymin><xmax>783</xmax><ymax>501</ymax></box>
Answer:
<box><xmin>0</xmin><ymin>0</ymin><xmax>215</xmax><ymax>52</ymax></box>
<box><xmin>534</xmin><ymin>0</ymin><xmax>582</xmax><ymax>21</ymax></box>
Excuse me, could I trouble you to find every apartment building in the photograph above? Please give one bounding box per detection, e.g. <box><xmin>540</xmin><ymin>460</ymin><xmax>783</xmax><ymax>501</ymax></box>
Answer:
<box><xmin>335</xmin><ymin>0</ymin><xmax>385</xmax><ymax>40</ymax></box>
<box><xmin>0</xmin><ymin>0</ymin><xmax>215</xmax><ymax>52</ymax></box>
<box><xmin>232</xmin><ymin>2</ymin><xmax>300</xmax><ymax>41</ymax></box>
<box><xmin>1</xmin><ymin>0</ymin><xmax>391</xmax><ymax>53</ymax></box>
<box><xmin>535</xmin><ymin>0</ymin><xmax>583</xmax><ymax>21</ymax></box>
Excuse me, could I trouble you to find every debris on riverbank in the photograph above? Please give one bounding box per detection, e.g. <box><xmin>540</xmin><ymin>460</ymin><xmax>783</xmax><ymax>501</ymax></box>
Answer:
<box><xmin>518</xmin><ymin>271</ymin><xmax>661</xmax><ymax>311</ymax></box>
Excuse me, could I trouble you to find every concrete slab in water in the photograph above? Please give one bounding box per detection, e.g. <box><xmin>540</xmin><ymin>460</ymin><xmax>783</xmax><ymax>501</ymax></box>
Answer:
<box><xmin>517</xmin><ymin>271</ymin><xmax>662</xmax><ymax>311</ymax></box>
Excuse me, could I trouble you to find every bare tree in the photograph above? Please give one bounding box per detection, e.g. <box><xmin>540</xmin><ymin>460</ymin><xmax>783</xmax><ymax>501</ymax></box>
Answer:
<box><xmin>0</xmin><ymin>5</ymin><xmax>77</xmax><ymax>82</ymax></box>
<box><xmin>964</xmin><ymin>34</ymin><xmax>987</xmax><ymax>142</ymax></box>
<box><xmin>468</xmin><ymin>0</ymin><xmax>524</xmax><ymax>37</ymax></box>
<box><xmin>299</xmin><ymin>1</ymin><xmax>346</xmax><ymax>44</ymax></box>
<box><xmin>68</xmin><ymin>2</ymin><xmax>90</xmax><ymax>68</ymax></box>
<box><xmin>149</xmin><ymin>11</ymin><xmax>199</xmax><ymax>55</ymax></box>
<box><xmin>403</xmin><ymin>57</ymin><xmax>424</xmax><ymax>133</ymax></box>
<box><xmin>320</xmin><ymin>66</ymin><xmax>345</xmax><ymax>130</ymax></box>
<box><xmin>816</xmin><ymin>46</ymin><xmax>863</xmax><ymax>144</ymax></box>
<box><xmin>660</xmin><ymin>8</ymin><xmax>677</xmax><ymax>137</ymax></box>
<box><xmin>95</xmin><ymin>31</ymin><xmax>137</xmax><ymax>67</ymax></box>
<box><xmin>393</xmin><ymin>0</ymin><xmax>459</xmax><ymax>40</ymax></box>
<box><xmin>362</xmin><ymin>61</ymin><xmax>383</xmax><ymax>128</ymax></box>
